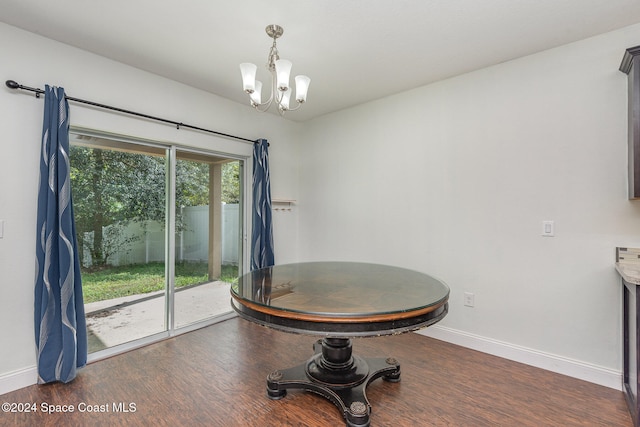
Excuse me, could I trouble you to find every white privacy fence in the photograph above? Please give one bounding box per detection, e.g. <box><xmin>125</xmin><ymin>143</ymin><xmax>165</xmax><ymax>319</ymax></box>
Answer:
<box><xmin>178</xmin><ymin>204</ymin><xmax>240</xmax><ymax>265</ymax></box>
<box><xmin>83</xmin><ymin>204</ymin><xmax>240</xmax><ymax>267</ymax></box>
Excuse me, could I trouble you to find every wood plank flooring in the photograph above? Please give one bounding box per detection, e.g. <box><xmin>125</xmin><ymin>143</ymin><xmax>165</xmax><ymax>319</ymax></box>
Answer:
<box><xmin>0</xmin><ymin>318</ymin><xmax>632</xmax><ymax>426</ymax></box>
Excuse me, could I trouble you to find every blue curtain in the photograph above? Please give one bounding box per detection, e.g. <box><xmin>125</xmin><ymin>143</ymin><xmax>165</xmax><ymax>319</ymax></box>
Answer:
<box><xmin>34</xmin><ymin>85</ymin><xmax>87</xmax><ymax>384</ymax></box>
<box><xmin>251</xmin><ymin>138</ymin><xmax>275</xmax><ymax>270</ymax></box>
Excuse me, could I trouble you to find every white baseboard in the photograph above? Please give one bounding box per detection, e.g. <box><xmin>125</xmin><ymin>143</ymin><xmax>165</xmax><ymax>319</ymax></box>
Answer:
<box><xmin>417</xmin><ymin>325</ymin><xmax>622</xmax><ymax>391</ymax></box>
<box><xmin>0</xmin><ymin>366</ymin><xmax>37</xmax><ymax>396</ymax></box>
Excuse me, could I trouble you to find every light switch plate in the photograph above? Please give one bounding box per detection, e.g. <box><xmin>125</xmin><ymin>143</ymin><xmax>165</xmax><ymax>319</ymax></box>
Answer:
<box><xmin>542</xmin><ymin>220</ymin><xmax>554</xmax><ymax>237</ymax></box>
<box><xmin>0</xmin><ymin>220</ymin><xmax>4</xmax><ymax>238</ymax></box>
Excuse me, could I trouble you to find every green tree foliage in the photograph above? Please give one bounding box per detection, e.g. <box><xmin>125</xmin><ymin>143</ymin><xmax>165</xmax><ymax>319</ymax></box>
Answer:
<box><xmin>222</xmin><ymin>161</ymin><xmax>241</xmax><ymax>203</ymax></box>
<box><xmin>71</xmin><ymin>146</ymin><xmax>166</xmax><ymax>267</ymax></box>
<box><xmin>177</xmin><ymin>160</ymin><xmax>210</xmax><ymax>207</ymax></box>
<box><xmin>70</xmin><ymin>145</ymin><xmax>240</xmax><ymax>268</ymax></box>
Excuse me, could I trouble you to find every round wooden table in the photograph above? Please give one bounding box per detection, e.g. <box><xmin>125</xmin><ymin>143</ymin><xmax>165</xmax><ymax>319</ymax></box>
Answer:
<box><xmin>231</xmin><ymin>261</ymin><xmax>449</xmax><ymax>427</ymax></box>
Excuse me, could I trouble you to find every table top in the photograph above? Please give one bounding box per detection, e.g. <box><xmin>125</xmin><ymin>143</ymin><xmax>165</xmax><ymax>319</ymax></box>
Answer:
<box><xmin>230</xmin><ymin>261</ymin><xmax>450</xmax><ymax>337</ymax></box>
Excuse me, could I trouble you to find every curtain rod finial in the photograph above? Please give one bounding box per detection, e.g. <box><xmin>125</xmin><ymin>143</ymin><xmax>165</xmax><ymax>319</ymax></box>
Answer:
<box><xmin>5</xmin><ymin>80</ymin><xmax>20</xmax><ymax>89</ymax></box>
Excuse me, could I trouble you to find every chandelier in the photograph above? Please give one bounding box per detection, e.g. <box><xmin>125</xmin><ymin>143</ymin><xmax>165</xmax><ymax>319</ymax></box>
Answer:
<box><xmin>239</xmin><ymin>25</ymin><xmax>311</xmax><ymax>115</ymax></box>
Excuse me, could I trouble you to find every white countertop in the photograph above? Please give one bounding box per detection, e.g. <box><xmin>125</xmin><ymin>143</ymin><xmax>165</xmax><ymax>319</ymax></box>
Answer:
<box><xmin>616</xmin><ymin>262</ymin><xmax>640</xmax><ymax>285</ymax></box>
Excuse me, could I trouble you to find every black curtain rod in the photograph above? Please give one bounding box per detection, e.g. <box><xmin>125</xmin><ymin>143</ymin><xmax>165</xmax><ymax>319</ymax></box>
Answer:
<box><xmin>5</xmin><ymin>80</ymin><xmax>257</xmax><ymax>144</ymax></box>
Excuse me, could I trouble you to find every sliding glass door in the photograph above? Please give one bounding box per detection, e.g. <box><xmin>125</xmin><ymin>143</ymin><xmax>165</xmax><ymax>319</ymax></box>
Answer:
<box><xmin>69</xmin><ymin>130</ymin><xmax>244</xmax><ymax>354</ymax></box>
<box><xmin>173</xmin><ymin>152</ymin><xmax>243</xmax><ymax>328</ymax></box>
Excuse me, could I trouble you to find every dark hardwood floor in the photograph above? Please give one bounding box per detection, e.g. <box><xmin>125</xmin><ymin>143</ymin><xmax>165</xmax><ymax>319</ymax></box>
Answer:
<box><xmin>1</xmin><ymin>317</ymin><xmax>632</xmax><ymax>426</ymax></box>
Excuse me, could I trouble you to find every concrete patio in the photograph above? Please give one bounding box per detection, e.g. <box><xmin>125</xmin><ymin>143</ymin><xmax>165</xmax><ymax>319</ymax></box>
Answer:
<box><xmin>84</xmin><ymin>281</ymin><xmax>233</xmax><ymax>352</ymax></box>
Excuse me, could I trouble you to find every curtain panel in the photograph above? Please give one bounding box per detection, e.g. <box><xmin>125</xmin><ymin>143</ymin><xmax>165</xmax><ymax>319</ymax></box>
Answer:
<box><xmin>250</xmin><ymin>138</ymin><xmax>275</xmax><ymax>270</ymax></box>
<box><xmin>34</xmin><ymin>85</ymin><xmax>88</xmax><ymax>384</ymax></box>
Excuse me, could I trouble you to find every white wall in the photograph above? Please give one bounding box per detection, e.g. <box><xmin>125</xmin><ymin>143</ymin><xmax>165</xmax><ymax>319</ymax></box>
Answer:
<box><xmin>297</xmin><ymin>24</ymin><xmax>640</xmax><ymax>388</ymax></box>
<box><xmin>0</xmin><ymin>22</ymin><xmax>301</xmax><ymax>393</ymax></box>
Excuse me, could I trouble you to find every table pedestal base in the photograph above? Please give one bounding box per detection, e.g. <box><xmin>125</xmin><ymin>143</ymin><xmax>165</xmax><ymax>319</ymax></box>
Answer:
<box><xmin>266</xmin><ymin>337</ymin><xmax>401</xmax><ymax>427</ymax></box>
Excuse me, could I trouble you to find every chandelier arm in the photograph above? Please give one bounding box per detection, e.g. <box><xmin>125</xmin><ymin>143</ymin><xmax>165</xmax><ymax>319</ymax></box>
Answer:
<box><xmin>251</xmin><ymin>70</ymin><xmax>277</xmax><ymax>112</ymax></box>
<box><xmin>253</xmin><ymin>99</ymin><xmax>273</xmax><ymax>113</ymax></box>
<box><xmin>274</xmin><ymin>90</ymin><xmax>288</xmax><ymax>116</ymax></box>
<box><xmin>284</xmin><ymin>100</ymin><xmax>304</xmax><ymax>112</ymax></box>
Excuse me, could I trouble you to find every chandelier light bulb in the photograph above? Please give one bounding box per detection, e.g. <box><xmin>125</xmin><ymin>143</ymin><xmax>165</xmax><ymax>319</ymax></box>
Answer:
<box><xmin>239</xmin><ymin>63</ymin><xmax>257</xmax><ymax>93</ymax></box>
<box><xmin>275</xmin><ymin>59</ymin><xmax>292</xmax><ymax>91</ymax></box>
<box><xmin>295</xmin><ymin>75</ymin><xmax>311</xmax><ymax>103</ymax></box>
<box><xmin>280</xmin><ymin>91</ymin><xmax>291</xmax><ymax>111</ymax></box>
<box><xmin>250</xmin><ymin>80</ymin><xmax>262</xmax><ymax>105</ymax></box>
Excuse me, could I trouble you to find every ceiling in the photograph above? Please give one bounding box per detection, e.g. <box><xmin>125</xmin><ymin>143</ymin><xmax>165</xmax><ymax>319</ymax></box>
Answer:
<box><xmin>3</xmin><ymin>0</ymin><xmax>640</xmax><ymax>122</ymax></box>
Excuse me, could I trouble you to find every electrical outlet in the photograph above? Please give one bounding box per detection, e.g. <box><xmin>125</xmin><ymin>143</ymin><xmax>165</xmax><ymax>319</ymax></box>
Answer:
<box><xmin>464</xmin><ymin>292</ymin><xmax>475</xmax><ymax>307</ymax></box>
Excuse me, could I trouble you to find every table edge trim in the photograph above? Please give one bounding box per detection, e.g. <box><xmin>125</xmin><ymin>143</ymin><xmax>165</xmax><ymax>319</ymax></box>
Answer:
<box><xmin>230</xmin><ymin>293</ymin><xmax>449</xmax><ymax>323</ymax></box>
